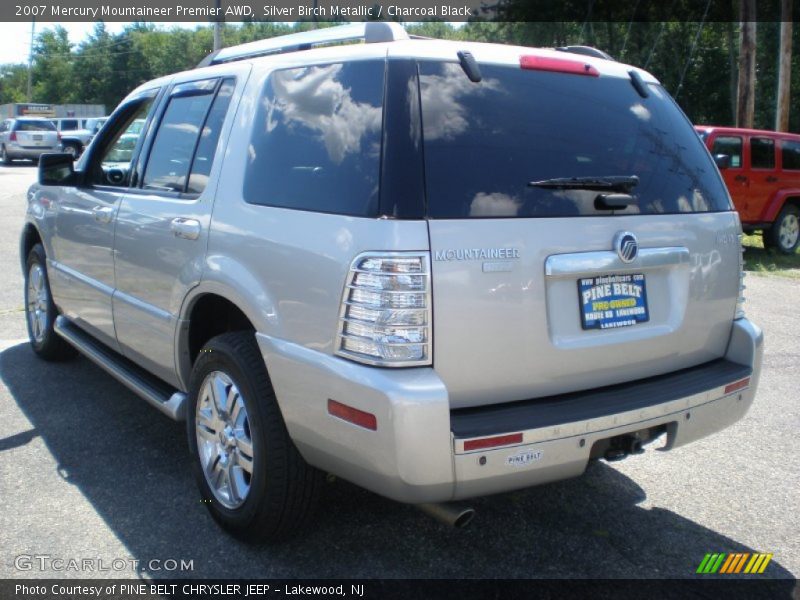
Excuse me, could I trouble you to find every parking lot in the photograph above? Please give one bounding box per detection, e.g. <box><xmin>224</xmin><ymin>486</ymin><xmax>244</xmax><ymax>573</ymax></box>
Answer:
<box><xmin>0</xmin><ymin>163</ymin><xmax>797</xmax><ymax>583</ymax></box>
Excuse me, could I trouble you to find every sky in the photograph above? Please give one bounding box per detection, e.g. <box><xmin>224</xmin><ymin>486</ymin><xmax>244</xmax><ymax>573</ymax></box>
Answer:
<box><xmin>0</xmin><ymin>22</ymin><xmax>206</xmax><ymax>65</ymax></box>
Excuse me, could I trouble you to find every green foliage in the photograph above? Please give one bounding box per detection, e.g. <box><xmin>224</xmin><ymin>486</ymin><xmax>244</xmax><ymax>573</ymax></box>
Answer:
<box><xmin>0</xmin><ymin>20</ymin><xmax>797</xmax><ymax>132</ymax></box>
<box><xmin>0</xmin><ymin>64</ymin><xmax>29</xmax><ymax>103</ymax></box>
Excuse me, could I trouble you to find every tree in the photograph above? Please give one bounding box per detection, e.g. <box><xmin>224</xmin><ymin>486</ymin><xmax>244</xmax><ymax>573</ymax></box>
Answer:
<box><xmin>72</xmin><ymin>22</ymin><xmax>115</xmax><ymax>109</ymax></box>
<box><xmin>736</xmin><ymin>0</ymin><xmax>757</xmax><ymax>128</ymax></box>
<box><xmin>775</xmin><ymin>0</ymin><xmax>792</xmax><ymax>131</ymax></box>
<box><xmin>0</xmin><ymin>64</ymin><xmax>29</xmax><ymax>104</ymax></box>
<box><xmin>32</xmin><ymin>26</ymin><xmax>74</xmax><ymax>104</ymax></box>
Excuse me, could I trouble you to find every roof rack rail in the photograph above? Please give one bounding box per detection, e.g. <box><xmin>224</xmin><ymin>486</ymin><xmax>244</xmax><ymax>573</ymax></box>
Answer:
<box><xmin>197</xmin><ymin>22</ymin><xmax>409</xmax><ymax>68</ymax></box>
<box><xmin>555</xmin><ymin>46</ymin><xmax>615</xmax><ymax>61</ymax></box>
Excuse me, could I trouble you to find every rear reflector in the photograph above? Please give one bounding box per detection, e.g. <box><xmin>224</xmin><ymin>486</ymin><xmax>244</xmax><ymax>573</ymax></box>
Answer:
<box><xmin>327</xmin><ymin>399</ymin><xmax>377</xmax><ymax>431</ymax></box>
<box><xmin>463</xmin><ymin>432</ymin><xmax>523</xmax><ymax>452</ymax></box>
<box><xmin>724</xmin><ymin>378</ymin><xmax>750</xmax><ymax>395</ymax></box>
<box><xmin>520</xmin><ymin>55</ymin><xmax>599</xmax><ymax>77</ymax></box>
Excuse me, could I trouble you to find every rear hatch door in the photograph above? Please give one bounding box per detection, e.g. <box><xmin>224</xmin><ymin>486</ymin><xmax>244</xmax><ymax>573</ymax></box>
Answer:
<box><xmin>15</xmin><ymin>119</ymin><xmax>59</xmax><ymax>148</ymax></box>
<box><xmin>418</xmin><ymin>55</ymin><xmax>741</xmax><ymax>408</ymax></box>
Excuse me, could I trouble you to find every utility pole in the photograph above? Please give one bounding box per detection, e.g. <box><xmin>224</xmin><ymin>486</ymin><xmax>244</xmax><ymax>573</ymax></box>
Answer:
<box><xmin>213</xmin><ymin>0</ymin><xmax>222</xmax><ymax>51</ymax></box>
<box><xmin>736</xmin><ymin>1</ymin><xmax>757</xmax><ymax>129</ymax></box>
<box><xmin>26</xmin><ymin>19</ymin><xmax>35</xmax><ymax>102</ymax></box>
<box><xmin>775</xmin><ymin>0</ymin><xmax>792</xmax><ymax>132</ymax></box>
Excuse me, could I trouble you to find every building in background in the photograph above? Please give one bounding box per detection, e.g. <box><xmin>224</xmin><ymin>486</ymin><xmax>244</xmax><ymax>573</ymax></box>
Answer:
<box><xmin>0</xmin><ymin>103</ymin><xmax>105</xmax><ymax>119</ymax></box>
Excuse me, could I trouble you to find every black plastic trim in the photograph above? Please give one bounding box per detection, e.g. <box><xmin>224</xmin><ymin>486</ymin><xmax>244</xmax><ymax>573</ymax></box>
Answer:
<box><xmin>378</xmin><ymin>59</ymin><xmax>426</xmax><ymax>219</ymax></box>
<box><xmin>451</xmin><ymin>359</ymin><xmax>752</xmax><ymax>438</ymax></box>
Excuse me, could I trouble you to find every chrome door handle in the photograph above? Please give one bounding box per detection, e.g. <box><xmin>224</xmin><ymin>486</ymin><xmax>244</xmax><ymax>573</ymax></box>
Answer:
<box><xmin>92</xmin><ymin>206</ymin><xmax>114</xmax><ymax>224</ymax></box>
<box><xmin>170</xmin><ymin>218</ymin><xmax>201</xmax><ymax>240</ymax></box>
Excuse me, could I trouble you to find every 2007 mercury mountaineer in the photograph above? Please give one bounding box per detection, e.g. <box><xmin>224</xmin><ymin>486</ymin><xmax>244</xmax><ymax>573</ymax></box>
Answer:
<box><xmin>21</xmin><ymin>23</ymin><xmax>763</xmax><ymax>541</ymax></box>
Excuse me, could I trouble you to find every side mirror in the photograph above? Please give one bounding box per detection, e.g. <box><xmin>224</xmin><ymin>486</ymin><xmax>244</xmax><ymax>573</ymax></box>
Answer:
<box><xmin>713</xmin><ymin>154</ymin><xmax>731</xmax><ymax>170</ymax></box>
<box><xmin>39</xmin><ymin>153</ymin><xmax>78</xmax><ymax>186</ymax></box>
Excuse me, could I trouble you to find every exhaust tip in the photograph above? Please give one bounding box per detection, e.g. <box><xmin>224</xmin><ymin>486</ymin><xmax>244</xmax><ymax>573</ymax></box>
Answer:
<box><xmin>453</xmin><ymin>507</ymin><xmax>476</xmax><ymax>529</ymax></box>
<box><xmin>416</xmin><ymin>502</ymin><xmax>476</xmax><ymax>528</ymax></box>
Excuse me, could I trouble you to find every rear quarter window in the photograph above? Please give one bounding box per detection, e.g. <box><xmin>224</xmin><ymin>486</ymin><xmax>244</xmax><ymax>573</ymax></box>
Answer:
<box><xmin>243</xmin><ymin>60</ymin><xmax>384</xmax><ymax>217</ymax></box>
<box><xmin>419</xmin><ymin>62</ymin><xmax>731</xmax><ymax>218</ymax></box>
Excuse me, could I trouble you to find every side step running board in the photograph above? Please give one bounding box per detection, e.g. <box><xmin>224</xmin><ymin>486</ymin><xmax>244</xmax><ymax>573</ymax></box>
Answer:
<box><xmin>54</xmin><ymin>316</ymin><xmax>187</xmax><ymax>421</ymax></box>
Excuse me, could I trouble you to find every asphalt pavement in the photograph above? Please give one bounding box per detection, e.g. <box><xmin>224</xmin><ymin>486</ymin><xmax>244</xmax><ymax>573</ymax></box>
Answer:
<box><xmin>0</xmin><ymin>164</ymin><xmax>797</xmax><ymax>585</ymax></box>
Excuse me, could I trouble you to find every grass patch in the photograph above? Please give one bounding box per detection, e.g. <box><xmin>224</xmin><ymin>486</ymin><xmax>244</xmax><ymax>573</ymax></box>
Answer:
<box><xmin>742</xmin><ymin>233</ymin><xmax>800</xmax><ymax>278</ymax></box>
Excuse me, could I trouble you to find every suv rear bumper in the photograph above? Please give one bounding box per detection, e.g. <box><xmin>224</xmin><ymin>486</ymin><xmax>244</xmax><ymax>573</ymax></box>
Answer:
<box><xmin>5</xmin><ymin>143</ymin><xmax>61</xmax><ymax>159</ymax></box>
<box><xmin>257</xmin><ymin>318</ymin><xmax>763</xmax><ymax>504</ymax></box>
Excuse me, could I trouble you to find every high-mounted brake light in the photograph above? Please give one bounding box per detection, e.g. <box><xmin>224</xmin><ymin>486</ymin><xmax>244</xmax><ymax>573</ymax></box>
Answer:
<box><xmin>520</xmin><ymin>55</ymin><xmax>599</xmax><ymax>77</ymax></box>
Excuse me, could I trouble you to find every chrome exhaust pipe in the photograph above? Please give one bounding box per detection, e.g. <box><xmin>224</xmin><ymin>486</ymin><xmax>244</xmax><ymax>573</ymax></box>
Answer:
<box><xmin>416</xmin><ymin>503</ymin><xmax>476</xmax><ymax>528</ymax></box>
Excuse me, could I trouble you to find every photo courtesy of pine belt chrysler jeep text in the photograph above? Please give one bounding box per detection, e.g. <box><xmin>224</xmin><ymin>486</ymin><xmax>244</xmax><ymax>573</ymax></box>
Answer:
<box><xmin>21</xmin><ymin>23</ymin><xmax>763</xmax><ymax>541</ymax></box>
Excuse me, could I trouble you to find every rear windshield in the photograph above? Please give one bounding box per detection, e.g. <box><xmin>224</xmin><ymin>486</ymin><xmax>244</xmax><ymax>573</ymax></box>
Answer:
<box><xmin>15</xmin><ymin>120</ymin><xmax>56</xmax><ymax>132</ymax></box>
<box><xmin>419</xmin><ymin>62</ymin><xmax>731</xmax><ymax>218</ymax></box>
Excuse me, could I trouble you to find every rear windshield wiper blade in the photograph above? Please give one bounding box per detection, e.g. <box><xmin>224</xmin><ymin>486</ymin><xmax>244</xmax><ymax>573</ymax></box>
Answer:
<box><xmin>528</xmin><ymin>175</ymin><xmax>639</xmax><ymax>192</ymax></box>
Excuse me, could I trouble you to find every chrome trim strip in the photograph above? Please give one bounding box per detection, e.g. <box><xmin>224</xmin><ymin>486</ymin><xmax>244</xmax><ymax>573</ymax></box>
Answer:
<box><xmin>48</xmin><ymin>259</ymin><xmax>114</xmax><ymax>297</ymax></box>
<box><xmin>113</xmin><ymin>289</ymin><xmax>173</xmax><ymax>323</ymax></box>
<box><xmin>54</xmin><ymin>316</ymin><xmax>186</xmax><ymax>420</ymax></box>
<box><xmin>544</xmin><ymin>247</ymin><xmax>690</xmax><ymax>278</ymax></box>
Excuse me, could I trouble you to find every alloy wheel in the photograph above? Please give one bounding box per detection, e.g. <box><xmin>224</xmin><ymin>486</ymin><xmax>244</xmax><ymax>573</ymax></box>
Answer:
<box><xmin>195</xmin><ymin>371</ymin><xmax>254</xmax><ymax>509</ymax></box>
<box><xmin>26</xmin><ymin>263</ymin><xmax>49</xmax><ymax>344</ymax></box>
<box><xmin>778</xmin><ymin>213</ymin><xmax>799</xmax><ymax>252</ymax></box>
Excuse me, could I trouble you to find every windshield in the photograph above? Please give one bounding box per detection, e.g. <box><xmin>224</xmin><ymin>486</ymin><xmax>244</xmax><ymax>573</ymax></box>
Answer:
<box><xmin>419</xmin><ymin>62</ymin><xmax>731</xmax><ymax>218</ymax></box>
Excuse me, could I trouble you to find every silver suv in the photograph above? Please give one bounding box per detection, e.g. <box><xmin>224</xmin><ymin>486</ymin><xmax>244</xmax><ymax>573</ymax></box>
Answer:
<box><xmin>0</xmin><ymin>118</ymin><xmax>60</xmax><ymax>164</ymax></box>
<box><xmin>22</xmin><ymin>23</ymin><xmax>763</xmax><ymax>541</ymax></box>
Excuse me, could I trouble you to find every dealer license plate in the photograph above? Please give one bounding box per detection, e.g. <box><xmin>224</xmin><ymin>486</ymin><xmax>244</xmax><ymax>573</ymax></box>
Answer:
<box><xmin>578</xmin><ymin>273</ymin><xmax>649</xmax><ymax>330</ymax></box>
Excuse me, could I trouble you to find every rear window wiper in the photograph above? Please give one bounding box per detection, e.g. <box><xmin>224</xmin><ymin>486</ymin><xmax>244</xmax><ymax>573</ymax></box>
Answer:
<box><xmin>528</xmin><ymin>175</ymin><xmax>639</xmax><ymax>193</ymax></box>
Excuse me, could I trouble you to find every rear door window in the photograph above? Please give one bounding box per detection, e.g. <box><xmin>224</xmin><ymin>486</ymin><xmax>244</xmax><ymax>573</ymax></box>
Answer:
<box><xmin>751</xmin><ymin>137</ymin><xmax>776</xmax><ymax>169</ymax></box>
<box><xmin>60</xmin><ymin>119</ymin><xmax>79</xmax><ymax>131</ymax></box>
<box><xmin>418</xmin><ymin>62</ymin><xmax>731</xmax><ymax>218</ymax></box>
<box><xmin>243</xmin><ymin>60</ymin><xmax>384</xmax><ymax>217</ymax></box>
<box><xmin>186</xmin><ymin>78</ymin><xmax>236</xmax><ymax>194</ymax></box>
<box><xmin>712</xmin><ymin>136</ymin><xmax>743</xmax><ymax>168</ymax></box>
<box><xmin>142</xmin><ymin>80</ymin><xmax>217</xmax><ymax>193</ymax></box>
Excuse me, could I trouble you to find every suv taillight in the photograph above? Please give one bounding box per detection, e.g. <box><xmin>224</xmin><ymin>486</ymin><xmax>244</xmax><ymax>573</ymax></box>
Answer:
<box><xmin>9</xmin><ymin>131</ymin><xmax>17</xmax><ymax>142</ymax></box>
<box><xmin>736</xmin><ymin>233</ymin><xmax>746</xmax><ymax>319</ymax></box>
<box><xmin>336</xmin><ymin>252</ymin><xmax>431</xmax><ymax>367</ymax></box>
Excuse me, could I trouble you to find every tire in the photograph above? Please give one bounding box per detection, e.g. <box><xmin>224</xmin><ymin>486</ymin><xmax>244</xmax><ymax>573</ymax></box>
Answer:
<box><xmin>1</xmin><ymin>145</ymin><xmax>11</xmax><ymax>165</ymax></box>
<box><xmin>187</xmin><ymin>331</ymin><xmax>322</xmax><ymax>542</ymax></box>
<box><xmin>764</xmin><ymin>204</ymin><xmax>800</xmax><ymax>255</ymax></box>
<box><xmin>24</xmin><ymin>244</ymin><xmax>76</xmax><ymax>360</ymax></box>
<box><xmin>62</xmin><ymin>142</ymin><xmax>81</xmax><ymax>159</ymax></box>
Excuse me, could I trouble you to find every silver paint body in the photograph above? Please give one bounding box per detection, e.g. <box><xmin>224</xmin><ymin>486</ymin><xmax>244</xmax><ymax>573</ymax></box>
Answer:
<box><xmin>23</xmin><ymin>39</ymin><xmax>763</xmax><ymax>503</ymax></box>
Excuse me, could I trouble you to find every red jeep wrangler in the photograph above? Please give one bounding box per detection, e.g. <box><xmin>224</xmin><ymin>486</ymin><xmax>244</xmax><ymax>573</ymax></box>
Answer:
<box><xmin>697</xmin><ymin>126</ymin><xmax>800</xmax><ymax>254</ymax></box>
